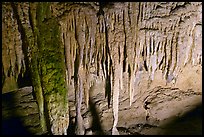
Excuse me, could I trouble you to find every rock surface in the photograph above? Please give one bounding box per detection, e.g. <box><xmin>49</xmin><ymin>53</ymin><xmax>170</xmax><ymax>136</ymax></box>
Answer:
<box><xmin>67</xmin><ymin>76</ymin><xmax>202</xmax><ymax>135</ymax></box>
<box><xmin>2</xmin><ymin>85</ymin><xmax>201</xmax><ymax>135</ymax></box>
<box><xmin>2</xmin><ymin>87</ymin><xmax>46</xmax><ymax>135</ymax></box>
<box><xmin>2</xmin><ymin>2</ymin><xmax>202</xmax><ymax>135</ymax></box>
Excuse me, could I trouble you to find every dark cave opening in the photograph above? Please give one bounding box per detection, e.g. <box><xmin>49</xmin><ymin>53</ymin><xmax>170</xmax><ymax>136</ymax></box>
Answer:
<box><xmin>17</xmin><ymin>69</ymin><xmax>32</xmax><ymax>88</ymax></box>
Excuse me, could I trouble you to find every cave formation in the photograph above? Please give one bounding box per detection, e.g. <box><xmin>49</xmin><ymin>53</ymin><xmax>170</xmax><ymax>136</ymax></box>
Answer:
<box><xmin>2</xmin><ymin>2</ymin><xmax>202</xmax><ymax>135</ymax></box>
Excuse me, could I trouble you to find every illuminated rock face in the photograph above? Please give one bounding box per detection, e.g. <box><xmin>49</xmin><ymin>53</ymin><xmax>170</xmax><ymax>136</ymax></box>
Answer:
<box><xmin>2</xmin><ymin>2</ymin><xmax>202</xmax><ymax>135</ymax></box>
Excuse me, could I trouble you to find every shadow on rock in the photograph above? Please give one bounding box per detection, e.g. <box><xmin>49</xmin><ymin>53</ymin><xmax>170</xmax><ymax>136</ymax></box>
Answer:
<box><xmin>88</xmin><ymin>98</ymin><xmax>105</xmax><ymax>135</ymax></box>
<box><xmin>160</xmin><ymin>103</ymin><xmax>202</xmax><ymax>135</ymax></box>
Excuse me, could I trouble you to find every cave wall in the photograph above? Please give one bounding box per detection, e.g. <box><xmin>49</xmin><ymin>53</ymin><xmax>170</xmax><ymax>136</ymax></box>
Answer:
<box><xmin>56</xmin><ymin>2</ymin><xmax>202</xmax><ymax>134</ymax></box>
<box><xmin>2</xmin><ymin>2</ymin><xmax>69</xmax><ymax>135</ymax></box>
<box><xmin>2</xmin><ymin>2</ymin><xmax>202</xmax><ymax>135</ymax></box>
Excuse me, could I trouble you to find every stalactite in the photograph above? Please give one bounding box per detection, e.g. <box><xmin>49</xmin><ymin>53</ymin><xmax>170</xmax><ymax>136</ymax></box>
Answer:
<box><xmin>146</xmin><ymin>31</ymin><xmax>150</xmax><ymax>78</ymax></box>
<box><xmin>161</xmin><ymin>37</ymin><xmax>167</xmax><ymax>80</ymax></box>
<box><xmin>192</xmin><ymin>24</ymin><xmax>202</xmax><ymax>66</ymax></box>
<box><xmin>184</xmin><ymin>33</ymin><xmax>193</xmax><ymax>67</ymax></box>
<box><xmin>111</xmin><ymin>64</ymin><xmax>120</xmax><ymax>135</ymax></box>
<box><xmin>2</xmin><ymin>2</ymin><xmax>202</xmax><ymax>135</ymax></box>
<box><xmin>122</xmin><ymin>5</ymin><xmax>129</xmax><ymax>98</ymax></box>
<box><xmin>167</xmin><ymin>31</ymin><xmax>178</xmax><ymax>83</ymax></box>
<box><xmin>71</xmin><ymin>15</ymin><xmax>76</xmax><ymax>83</ymax></box>
<box><xmin>75</xmin><ymin>66</ymin><xmax>85</xmax><ymax>135</ymax></box>
<box><xmin>123</xmin><ymin>5</ymin><xmax>137</xmax><ymax>106</ymax></box>
<box><xmin>129</xmin><ymin>70</ymin><xmax>134</xmax><ymax>106</ymax></box>
<box><xmin>166</xmin><ymin>34</ymin><xmax>173</xmax><ymax>81</ymax></box>
<box><xmin>119</xmin><ymin>58</ymin><xmax>123</xmax><ymax>92</ymax></box>
<box><xmin>83</xmin><ymin>16</ymin><xmax>92</xmax><ymax>109</ymax></box>
<box><xmin>2</xmin><ymin>3</ymin><xmax>29</xmax><ymax>92</ymax></box>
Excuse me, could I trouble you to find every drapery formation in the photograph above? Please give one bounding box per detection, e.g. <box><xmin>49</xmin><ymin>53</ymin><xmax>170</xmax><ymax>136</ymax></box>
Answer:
<box><xmin>2</xmin><ymin>2</ymin><xmax>202</xmax><ymax>135</ymax></box>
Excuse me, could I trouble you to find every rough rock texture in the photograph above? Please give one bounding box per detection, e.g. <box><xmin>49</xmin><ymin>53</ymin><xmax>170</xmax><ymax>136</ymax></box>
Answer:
<box><xmin>2</xmin><ymin>87</ymin><xmax>45</xmax><ymax>135</ymax></box>
<box><xmin>2</xmin><ymin>86</ymin><xmax>201</xmax><ymax>135</ymax></box>
<box><xmin>2</xmin><ymin>3</ymin><xmax>27</xmax><ymax>92</ymax></box>
<box><xmin>67</xmin><ymin>78</ymin><xmax>202</xmax><ymax>135</ymax></box>
<box><xmin>57</xmin><ymin>2</ymin><xmax>202</xmax><ymax>135</ymax></box>
<box><xmin>2</xmin><ymin>2</ymin><xmax>69</xmax><ymax>135</ymax></box>
<box><xmin>2</xmin><ymin>2</ymin><xmax>202</xmax><ymax>135</ymax></box>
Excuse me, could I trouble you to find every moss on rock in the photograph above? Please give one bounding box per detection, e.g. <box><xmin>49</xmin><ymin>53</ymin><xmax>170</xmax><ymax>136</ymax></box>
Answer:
<box><xmin>35</xmin><ymin>2</ymin><xmax>69</xmax><ymax>134</ymax></box>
